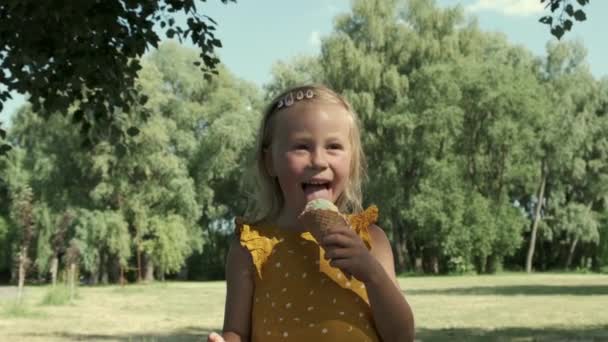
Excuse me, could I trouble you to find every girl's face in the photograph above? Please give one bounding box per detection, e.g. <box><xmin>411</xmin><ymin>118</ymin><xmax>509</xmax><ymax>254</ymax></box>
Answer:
<box><xmin>267</xmin><ymin>101</ymin><xmax>353</xmax><ymax>218</ymax></box>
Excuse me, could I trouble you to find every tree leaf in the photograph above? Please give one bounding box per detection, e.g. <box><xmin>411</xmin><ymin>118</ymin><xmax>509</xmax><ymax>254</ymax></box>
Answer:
<box><xmin>563</xmin><ymin>19</ymin><xmax>573</xmax><ymax>31</ymax></box>
<box><xmin>0</xmin><ymin>144</ymin><xmax>13</xmax><ymax>155</ymax></box>
<box><xmin>539</xmin><ymin>16</ymin><xmax>553</xmax><ymax>25</ymax></box>
<box><xmin>573</xmin><ymin>10</ymin><xmax>586</xmax><ymax>21</ymax></box>
<box><xmin>565</xmin><ymin>4</ymin><xmax>574</xmax><ymax>16</ymax></box>
<box><xmin>127</xmin><ymin>126</ymin><xmax>140</xmax><ymax>137</ymax></box>
<box><xmin>551</xmin><ymin>25</ymin><xmax>565</xmax><ymax>39</ymax></box>
<box><xmin>72</xmin><ymin>109</ymin><xmax>84</xmax><ymax>123</ymax></box>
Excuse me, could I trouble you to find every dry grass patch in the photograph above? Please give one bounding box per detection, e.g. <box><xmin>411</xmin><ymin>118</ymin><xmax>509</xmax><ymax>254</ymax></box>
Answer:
<box><xmin>0</xmin><ymin>273</ymin><xmax>606</xmax><ymax>341</ymax></box>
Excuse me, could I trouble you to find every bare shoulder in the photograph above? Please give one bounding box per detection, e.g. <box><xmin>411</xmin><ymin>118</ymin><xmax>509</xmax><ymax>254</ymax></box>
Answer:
<box><xmin>367</xmin><ymin>224</ymin><xmax>398</xmax><ymax>286</ymax></box>
<box><xmin>226</xmin><ymin>238</ymin><xmax>254</xmax><ymax>274</ymax></box>
<box><xmin>368</xmin><ymin>224</ymin><xmax>390</xmax><ymax>249</ymax></box>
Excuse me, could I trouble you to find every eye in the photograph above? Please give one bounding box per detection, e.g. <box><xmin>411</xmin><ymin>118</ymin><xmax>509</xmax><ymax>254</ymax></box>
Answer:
<box><xmin>294</xmin><ymin>144</ymin><xmax>308</xmax><ymax>150</ymax></box>
<box><xmin>328</xmin><ymin>143</ymin><xmax>343</xmax><ymax>150</ymax></box>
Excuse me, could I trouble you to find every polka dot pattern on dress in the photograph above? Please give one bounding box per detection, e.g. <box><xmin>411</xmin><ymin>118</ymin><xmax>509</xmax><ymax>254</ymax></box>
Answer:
<box><xmin>238</xmin><ymin>206</ymin><xmax>381</xmax><ymax>341</ymax></box>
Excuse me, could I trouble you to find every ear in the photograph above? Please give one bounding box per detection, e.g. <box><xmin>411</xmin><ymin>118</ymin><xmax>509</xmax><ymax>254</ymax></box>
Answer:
<box><xmin>264</xmin><ymin>148</ymin><xmax>276</xmax><ymax>177</ymax></box>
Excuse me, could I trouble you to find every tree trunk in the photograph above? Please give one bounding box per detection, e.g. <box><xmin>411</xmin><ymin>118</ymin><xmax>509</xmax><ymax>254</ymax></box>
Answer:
<box><xmin>525</xmin><ymin>163</ymin><xmax>547</xmax><ymax>273</ymax></box>
<box><xmin>17</xmin><ymin>246</ymin><xmax>27</xmax><ymax>304</ymax></box>
<box><xmin>120</xmin><ymin>265</ymin><xmax>126</xmax><ymax>287</ymax></box>
<box><xmin>137</xmin><ymin>244</ymin><xmax>142</xmax><ymax>283</ymax></box>
<box><xmin>392</xmin><ymin>218</ymin><xmax>410</xmax><ymax>273</ymax></box>
<box><xmin>100</xmin><ymin>252</ymin><xmax>109</xmax><ymax>284</ymax></box>
<box><xmin>109</xmin><ymin>259</ymin><xmax>120</xmax><ymax>283</ymax></box>
<box><xmin>144</xmin><ymin>256</ymin><xmax>154</xmax><ymax>282</ymax></box>
<box><xmin>50</xmin><ymin>256</ymin><xmax>59</xmax><ymax>287</ymax></box>
<box><xmin>69</xmin><ymin>263</ymin><xmax>76</xmax><ymax>302</ymax></box>
<box><xmin>392</xmin><ymin>227</ymin><xmax>404</xmax><ymax>272</ymax></box>
<box><xmin>566</xmin><ymin>236</ymin><xmax>579</xmax><ymax>269</ymax></box>
<box><xmin>414</xmin><ymin>257</ymin><xmax>423</xmax><ymax>273</ymax></box>
<box><xmin>485</xmin><ymin>254</ymin><xmax>498</xmax><ymax>274</ymax></box>
<box><xmin>88</xmin><ymin>267</ymin><xmax>99</xmax><ymax>285</ymax></box>
<box><xmin>431</xmin><ymin>255</ymin><xmax>439</xmax><ymax>274</ymax></box>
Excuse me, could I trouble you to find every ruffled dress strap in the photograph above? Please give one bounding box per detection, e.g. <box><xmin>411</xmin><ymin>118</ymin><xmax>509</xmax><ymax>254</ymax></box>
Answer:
<box><xmin>235</xmin><ymin>217</ymin><xmax>280</xmax><ymax>279</ymax></box>
<box><xmin>346</xmin><ymin>205</ymin><xmax>378</xmax><ymax>249</ymax></box>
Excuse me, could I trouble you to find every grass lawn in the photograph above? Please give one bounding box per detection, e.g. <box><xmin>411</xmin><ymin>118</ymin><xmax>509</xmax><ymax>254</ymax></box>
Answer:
<box><xmin>0</xmin><ymin>273</ymin><xmax>607</xmax><ymax>341</ymax></box>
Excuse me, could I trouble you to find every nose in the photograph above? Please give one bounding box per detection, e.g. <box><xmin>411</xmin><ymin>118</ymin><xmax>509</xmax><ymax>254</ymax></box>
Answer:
<box><xmin>310</xmin><ymin>147</ymin><xmax>328</xmax><ymax>170</ymax></box>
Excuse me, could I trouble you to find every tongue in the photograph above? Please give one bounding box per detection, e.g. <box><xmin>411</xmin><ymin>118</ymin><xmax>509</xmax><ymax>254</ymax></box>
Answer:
<box><xmin>303</xmin><ymin>184</ymin><xmax>330</xmax><ymax>201</ymax></box>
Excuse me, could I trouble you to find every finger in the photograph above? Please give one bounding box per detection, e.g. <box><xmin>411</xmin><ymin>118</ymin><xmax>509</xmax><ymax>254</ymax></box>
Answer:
<box><xmin>329</xmin><ymin>258</ymin><xmax>351</xmax><ymax>271</ymax></box>
<box><xmin>321</xmin><ymin>234</ymin><xmax>353</xmax><ymax>249</ymax></box>
<box><xmin>324</xmin><ymin>247</ymin><xmax>351</xmax><ymax>260</ymax></box>
<box><xmin>324</xmin><ymin>225</ymin><xmax>356</xmax><ymax>236</ymax></box>
<box><xmin>207</xmin><ymin>332</ymin><xmax>224</xmax><ymax>342</ymax></box>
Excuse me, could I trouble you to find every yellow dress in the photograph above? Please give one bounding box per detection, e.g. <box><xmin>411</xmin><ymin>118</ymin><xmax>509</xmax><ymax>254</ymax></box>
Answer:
<box><xmin>236</xmin><ymin>206</ymin><xmax>381</xmax><ymax>342</ymax></box>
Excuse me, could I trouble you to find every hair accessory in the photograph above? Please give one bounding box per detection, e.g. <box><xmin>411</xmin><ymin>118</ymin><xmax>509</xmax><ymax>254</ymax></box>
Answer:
<box><xmin>275</xmin><ymin>89</ymin><xmax>315</xmax><ymax>110</ymax></box>
<box><xmin>284</xmin><ymin>92</ymin><xmax>294</xmax><ymax>106</ymax></box>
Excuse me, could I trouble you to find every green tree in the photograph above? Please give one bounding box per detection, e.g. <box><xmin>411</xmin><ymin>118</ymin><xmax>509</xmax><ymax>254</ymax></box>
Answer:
<box><xmin>7</xmin><ymin>106</ymin><xmax>98</xmax><ymax>282</ymax></box>
<box><xmin>0</xmin><ymin>0</ymin><xmax>234</xmax><ymax>145</ymax></box>
<box><xmin>525</xmin><ymin>41</ymin><xmax>602</xmax><ymax>272</ymax></box>
<box><xmin>141</xmin><ymin>42</ymin><xmax>261</xmax><ymax>280</ymax></box>
<box><xmin>319</xmin><ymin>0</ymin><xmax>537</xmax><ymax>273</ymax></box>
<box><xmin>265</xmin><ymin>56</ymin><xmax>324</xmax><ymax>100</ymax></box>
<box><xmin>72</xmin><ymin>209</ymin><xmax>130</xmax><ymax>284</ymax></box>
<box><xmin>10</xmin><ymin>185</ymin><xmax>35</xmax><ymax>303</ymax></box>
<box><xmin>0</xmin><ymin>215</ymin><xmax>9</xmax><ymax>281</ymax></box>
<box><xmin>554</xmin><ymin>203</ymin><xmax>599</xmax><ymax>268</ymax></box>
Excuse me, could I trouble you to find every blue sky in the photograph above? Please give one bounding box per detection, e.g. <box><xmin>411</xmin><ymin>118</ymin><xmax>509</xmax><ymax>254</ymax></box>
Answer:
<box><xmin>1</xmin><ymin>0</ymin><xmax>606</xmax><ymax>126</ymax></box>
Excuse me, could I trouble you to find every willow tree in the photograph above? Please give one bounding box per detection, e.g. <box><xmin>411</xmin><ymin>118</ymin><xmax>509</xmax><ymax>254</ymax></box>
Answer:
<box><xmin>10</xmin><ymin>186</ymin><xmax>34</xmax><ymax>303</ymax></box>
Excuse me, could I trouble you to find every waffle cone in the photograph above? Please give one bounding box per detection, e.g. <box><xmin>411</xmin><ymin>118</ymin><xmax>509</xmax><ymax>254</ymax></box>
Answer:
<box><xmin>299</xmin><ymin>209</ymin><xmax>349</xmax><ymax>242</ymax></box>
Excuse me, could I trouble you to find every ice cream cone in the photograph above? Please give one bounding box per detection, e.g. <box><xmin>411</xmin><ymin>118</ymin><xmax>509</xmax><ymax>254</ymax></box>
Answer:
<box><xmin>298</xmin><ymin>199</ymin><xmax>349</xmax><ymax>242</ymax></box>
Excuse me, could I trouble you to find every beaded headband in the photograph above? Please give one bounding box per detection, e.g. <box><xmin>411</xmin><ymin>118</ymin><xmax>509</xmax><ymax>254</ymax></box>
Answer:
<box><xmin>276</xmin><ymin>89</ymin><xmax>315</xmax><ymax>110</ymax></box>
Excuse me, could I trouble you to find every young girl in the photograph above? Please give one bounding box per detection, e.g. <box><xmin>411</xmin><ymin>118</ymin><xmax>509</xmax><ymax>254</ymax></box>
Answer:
<box><xmin>207</xmin><ymin>85</ymin><xmax>414</xmax><ymax>341</ymax></box>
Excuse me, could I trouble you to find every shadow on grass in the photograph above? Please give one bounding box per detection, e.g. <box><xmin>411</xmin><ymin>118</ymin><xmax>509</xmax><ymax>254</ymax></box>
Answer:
<box><xmin>22</xmin><ymin>325</ymin><xmax>220</xmax><ymax>341</ymax></box>
<box><xmin>407</xmin><ymin>285</ymin><xmax>608</xmax><ymax>296</ymax></box>
<box><xmin>415</xmin><ymin>325</ymin><xmax>608</xmax><ymax>342</ymax></box>
<box><xmin>21</xmin><ymin>325</ymin><xmax>608</xmax><ymax>341</ymax></box>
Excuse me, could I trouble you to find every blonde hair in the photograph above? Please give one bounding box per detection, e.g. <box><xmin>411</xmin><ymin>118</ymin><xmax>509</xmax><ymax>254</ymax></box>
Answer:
<box><xmin>246</xmin><ymin>84</ymin><xmax>367</xmax><ymax>224</ymax></box>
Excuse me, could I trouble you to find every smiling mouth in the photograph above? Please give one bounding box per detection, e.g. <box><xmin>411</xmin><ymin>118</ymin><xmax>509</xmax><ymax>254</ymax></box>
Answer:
<box><xmin>301</xmin><ymin>181</ymin><xmax>331</xmax><ymax>191</ymax></box>
<box><xmin>301</xmin><ymin>181</ymin><xmax>332</xmax><ymax>201</ymax></box>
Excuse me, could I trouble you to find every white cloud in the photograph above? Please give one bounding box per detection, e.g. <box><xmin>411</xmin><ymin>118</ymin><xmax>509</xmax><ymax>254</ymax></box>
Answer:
<box><xmin>466</xmin><ymin>0</ymin><xmax>545</xmax><ymax>17</ymax></box>
<box><xmin>323</xmin><ymin>0</ymin><xmax>349</xmax><ymax>15</ymax></box>
<box><xmin>309</xmin><ymin>31</ymin><xmax>322</xmax><ymax>48</ymax></box>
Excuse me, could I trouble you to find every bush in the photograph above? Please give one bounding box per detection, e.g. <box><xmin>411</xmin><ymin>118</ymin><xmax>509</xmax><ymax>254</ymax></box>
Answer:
<box><xmin>40</xmin><ymin>285</ymin><xmax>76</xmax><ymax>306</ymax></box>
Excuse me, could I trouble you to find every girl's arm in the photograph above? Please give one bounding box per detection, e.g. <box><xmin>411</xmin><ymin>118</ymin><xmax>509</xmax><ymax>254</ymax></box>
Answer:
<box><xmin>209</xmin><ymin>239</ymin><xmax>255</xmax><ymax>342</ymax></box>
<box><xmin>365</xmin><ymin>224</ymin><xmax>415</xmax><ymax>342</ymax></box>
<box><xmin>321</xmin><ymin>225</ymin><xmax>415</xmax><ymax>342</ymax></box>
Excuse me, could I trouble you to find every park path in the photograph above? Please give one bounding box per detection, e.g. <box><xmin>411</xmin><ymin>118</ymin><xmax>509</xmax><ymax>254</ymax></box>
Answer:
<box><xmin>0</xmin><ymin>286</ymin><xmax>19</xmax><ymax>300</ymax></box>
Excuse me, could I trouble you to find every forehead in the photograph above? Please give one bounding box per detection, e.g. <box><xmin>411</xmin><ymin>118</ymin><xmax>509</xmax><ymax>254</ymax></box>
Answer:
<box><xmin>272</xmin><ymin>101</ymin><xmax>353</xmax><ymax>139</ymax></box>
